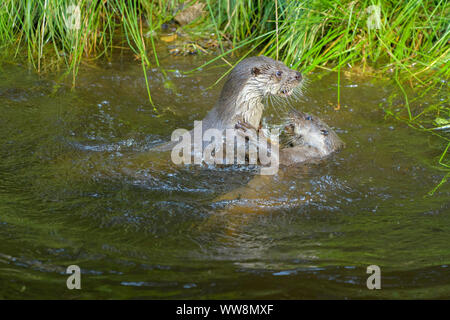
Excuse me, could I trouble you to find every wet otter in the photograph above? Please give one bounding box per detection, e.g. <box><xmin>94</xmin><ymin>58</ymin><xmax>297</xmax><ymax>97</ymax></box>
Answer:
<box><xmin>278</xmin><ymin>109</ymin><xmax>344</xmax><ymax>165</ymax></box>
<box><xmin>233</xmin><ymin>108</ymin><xmax>344</xmax><ymax>167</ymax></box>
<box><xmin>119</xmin><ymin>56</ymin><xmax>303</xmax><ymax>177</ymax></box>
<box><xmin>203</xmin><ymin>56</ymin><xmax>303</xmax><ymax>130</ymax></box>
<box><xmin>154</xmin><ymin>56</ymin><xmax>303</xmax><ymax>152</ymax></box>
<box><xmin>214</xmin><ymin>109</ymin><xmax>344</xmax><ymax>209</ymax></box>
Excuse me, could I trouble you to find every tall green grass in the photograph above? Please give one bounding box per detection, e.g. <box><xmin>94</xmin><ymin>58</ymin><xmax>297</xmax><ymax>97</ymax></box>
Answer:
<box><xmin>1</xmin><ymin>1</ymin><xmax>447</xmax><ymax>86</ymax></box>
<box><xmin>0</xmin><ymin>0</ymin><xmax>181</xmax><ymax>106</ymax></box>
<box><xmin>202</xmin><ymin>0</ymin><xmax>449</xmax><ymax>81</ymax></box>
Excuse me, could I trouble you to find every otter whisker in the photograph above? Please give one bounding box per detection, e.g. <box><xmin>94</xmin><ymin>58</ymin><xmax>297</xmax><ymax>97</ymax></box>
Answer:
<box><xmin>272</xmin><ymin>95</ymin><xmax>289</xmax><ymax>117</ymax></box>
<box><xmin>269</xmin><ymin>95</ymin><xmax>284</xmax><ymax>120</ymax></box>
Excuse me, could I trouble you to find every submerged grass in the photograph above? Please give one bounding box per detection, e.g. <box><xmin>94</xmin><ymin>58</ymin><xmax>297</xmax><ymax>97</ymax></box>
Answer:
<box><xmin>0</xmin><ymin>0</ymin><xmax>448</xmax><ymax>191</ymax></box>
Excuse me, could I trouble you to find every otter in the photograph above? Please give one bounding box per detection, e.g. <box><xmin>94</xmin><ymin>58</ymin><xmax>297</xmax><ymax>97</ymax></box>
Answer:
<box><xmin>233</xmin><ymin>108</ymin><xmax>344</xmax><ymax>167</ymax></box>
<box><xmin>278</xmin><ymin>109</ymin><xmax>344</xmax><ymax>165</ymax></box>
<box><xmin>119</xmin><ymin>56</ymin><xmax>303</xmax><ymax>177</ymax></box>
<box><xmin>153</xmin><ymin>56</ymin><xmax>303</xmax><ymax>152</ymax></box>
<box><xmin>202</xmin><ymin>56</ymin><xmax>303</xmax><ymax>130</ymax></box>
<box><xmin>213</xmin><ymin>109</ymin><xmax>344</xmax><ymax>210</ymax></box>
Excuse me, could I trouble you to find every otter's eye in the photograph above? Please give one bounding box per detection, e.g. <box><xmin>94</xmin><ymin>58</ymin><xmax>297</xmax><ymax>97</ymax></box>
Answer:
<box><xmin>275</xmin><ymin>70</ymin><xmax>282</xmax><ymax>78</ymax></box>
<box><xmin>321</xmin><ymin>129</ymin><xmax>329</xmax><ymax>136</ymax></box>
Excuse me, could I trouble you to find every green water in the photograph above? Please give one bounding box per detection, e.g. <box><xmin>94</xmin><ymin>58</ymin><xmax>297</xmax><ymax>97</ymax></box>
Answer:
<box><xmin>0</xmin><ymin>53</ymin><xmax>449</xmax><ymax>299</ymax></box>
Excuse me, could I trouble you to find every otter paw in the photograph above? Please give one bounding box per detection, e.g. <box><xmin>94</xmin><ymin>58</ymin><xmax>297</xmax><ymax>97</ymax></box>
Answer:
<box><xmin>235</xmin><ymin>120</ymin><xmax>257</xmax><ymax>132</ymax></box>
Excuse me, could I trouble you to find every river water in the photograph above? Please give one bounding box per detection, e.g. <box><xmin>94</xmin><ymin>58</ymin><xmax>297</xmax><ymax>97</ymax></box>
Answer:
<box><xmin>0</xmin><ymin>52</ymin><xmax>448</xmax><ymax>299</ymax></box>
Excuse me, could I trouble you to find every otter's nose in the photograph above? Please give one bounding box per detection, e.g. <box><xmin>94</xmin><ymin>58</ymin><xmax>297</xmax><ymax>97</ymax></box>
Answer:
<box><xmin>294</xmin><ymin>71</ymin><xmax>302</xmax><ymax>81</ymax></box>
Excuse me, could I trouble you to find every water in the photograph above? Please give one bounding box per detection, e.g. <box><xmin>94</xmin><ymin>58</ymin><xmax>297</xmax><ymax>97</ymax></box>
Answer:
<box><xmin>0</xmin><ymin>52</ymin><xmax>449</xmax><ymax>299</ymax></box>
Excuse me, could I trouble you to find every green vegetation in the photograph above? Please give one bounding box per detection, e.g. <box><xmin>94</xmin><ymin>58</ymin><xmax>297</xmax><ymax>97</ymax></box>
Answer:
<box><xmin>0</xmin><ymin>0</ymin><xmax>448</xmax><ymax>191</ymax></box>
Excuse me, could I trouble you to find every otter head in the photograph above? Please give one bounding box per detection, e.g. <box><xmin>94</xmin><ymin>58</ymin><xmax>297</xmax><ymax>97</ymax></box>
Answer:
<box><xmin>221</xmin><ymin>56</ymin><xmax>303</xmax><ymax>101</ymax></box>
<box><xmin>214</xmin><ymin>56</ymin><xmax>304</xmax><ymax>129</ymax></box>
<box><xmin>247</xmin><ymin>56</ymin><xmax>303</xmax><ymax>97</ymax></box>
<box><xmin>283</xmin><ymin>109</ymin><xmax>344</xmax><ymax>156</ymax></box>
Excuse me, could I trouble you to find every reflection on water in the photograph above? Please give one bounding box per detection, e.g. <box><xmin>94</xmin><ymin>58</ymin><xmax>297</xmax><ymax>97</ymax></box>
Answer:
<box><xmin>0</xmin><ymin>52</ymin><xmax>449</xmax><ymax>299</ymax></box>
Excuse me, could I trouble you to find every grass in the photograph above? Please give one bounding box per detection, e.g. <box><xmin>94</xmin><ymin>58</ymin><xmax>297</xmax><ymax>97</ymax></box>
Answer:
<box><xmin>1</xmin><ymin>1</ymin><xmax>447</xmax><ymax>86</ymax></box>
<box><xmin>0</xmin><ymin>1</ymin><xmax>177</xmax><ymax>92</ymax></box>
<box><xmin>0</xmin><ymin>0</ymin><xmax>448</xmax><ymax>191</ymax></box>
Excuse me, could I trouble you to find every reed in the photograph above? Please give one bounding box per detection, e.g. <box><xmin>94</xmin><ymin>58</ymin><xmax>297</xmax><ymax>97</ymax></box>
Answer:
<box><xmin>0</xmin><ymin>0</ymin><xmax>181</xmax><ymax>105</ymax></box>
<box><xmin>1</xmin><ymin>1</ymin><xmax>447</xmax><ymax>86</ymax></box>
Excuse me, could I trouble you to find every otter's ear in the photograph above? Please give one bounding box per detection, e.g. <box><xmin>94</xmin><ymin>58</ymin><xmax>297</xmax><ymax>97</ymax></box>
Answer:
<box><xmin>251</xmin><ymin>67</ymin><xmax>261</xmax><ymax>76</ymax></box>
